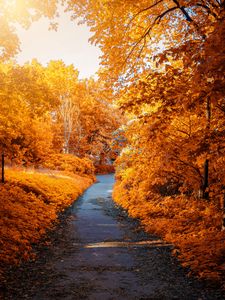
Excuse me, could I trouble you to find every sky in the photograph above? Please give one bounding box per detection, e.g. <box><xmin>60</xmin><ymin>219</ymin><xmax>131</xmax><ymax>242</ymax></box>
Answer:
<box><xmin>15</xmin><ymin>10</ymin><xmax>101</xmax><ymax>79</ymax></box>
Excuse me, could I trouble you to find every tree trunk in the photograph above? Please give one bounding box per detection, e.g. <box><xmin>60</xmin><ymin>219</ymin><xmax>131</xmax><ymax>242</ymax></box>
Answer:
<box><xmin>2</xmin><ymin>153</ymin><xmax>5</xmax><ymax>183</ymax></box>
<box><xmin>202</xmin><ymin>159</ymin><xmax>209</xmax><ymax>200</ymax></box>
<box><xmin>202</xmin><ymin>96</ymin><xmax>211</xmax><ymax>200</ymax></box>
<box><xmin>222</xmin><ymin>192</ymin><xmax>225</xmax><ymax>231</ymax></box>
<box><xmin>60</xmin><ymin>95</ymin><xmax>80</xmax><ymax>155</ymax></box>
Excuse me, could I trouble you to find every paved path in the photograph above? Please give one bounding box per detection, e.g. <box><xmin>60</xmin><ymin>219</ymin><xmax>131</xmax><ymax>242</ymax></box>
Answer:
<box><xmin>3</xmin><ymin>175</ymin><xmax>223</xmax><ymax>299</ymax></box>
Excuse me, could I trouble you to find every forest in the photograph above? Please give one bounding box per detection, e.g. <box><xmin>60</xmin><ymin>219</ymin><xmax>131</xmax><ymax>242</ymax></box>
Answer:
<box><xmin>0</xmin><ymin>0</ymin><xmax>225</xmax><ymax>289</ymax></box>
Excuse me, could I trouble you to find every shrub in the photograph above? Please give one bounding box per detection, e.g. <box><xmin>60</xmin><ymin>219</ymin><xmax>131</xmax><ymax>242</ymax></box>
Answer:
<box><xmin>43</xmin><ymin>154</ymin><xmax>95</xmax><ymax>177</ymax></box>
<box><xmin>0</xmin><ymin>168</ymin><xmax>94</xmax><ymax>280</ymax></box>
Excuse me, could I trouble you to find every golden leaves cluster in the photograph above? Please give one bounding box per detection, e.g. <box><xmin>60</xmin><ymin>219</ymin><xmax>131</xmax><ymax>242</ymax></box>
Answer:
<box><xmin>0</xmin><ymin>167</ymin><xmax>94</xmax><ymax>280</ymax></box>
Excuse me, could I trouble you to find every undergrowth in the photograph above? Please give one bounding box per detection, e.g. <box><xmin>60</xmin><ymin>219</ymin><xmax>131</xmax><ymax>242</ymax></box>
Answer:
<box><xmin>113</xmin><ymin>180</ymin><xmax>225</xmax><ymax>285</ymax></box>
<box><xmin>0</xmin><ymin>168</ymin><xmax>94</xmax><ymax>280</ymax></box>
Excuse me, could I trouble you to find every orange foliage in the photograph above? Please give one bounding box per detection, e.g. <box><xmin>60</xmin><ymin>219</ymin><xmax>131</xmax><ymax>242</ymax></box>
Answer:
<box><xmin>95</xmin><ymin>164</ymin><xmax>115</xmax><ymax>174</ymax></box>
<box><xmin>1</xmin><ymin>0</ymin><xmax>225</xmax><ymax>288</ymax></box>
<box><xmin>0</xmin><ymin>168</ymin><xmax>94</xmax><ymax>279</ymax></box>
<box><xmin>98</xmin><ymin>2</ymin><xmax>225</xmax><ymax>285</ymax></box>
<box><xmin>43</xmin><ymin>153</ymin><xmax>95</xmax><ymax>178</ymax></box>
<box><xmin>0</xmin><ymin>60</ymin><xmax>121</xmax><ymax>168</ymax></box>
<box><xmin>113</xmin><ymin>177</ymin><xmax>225</xmax><ymax>283</ymax></box>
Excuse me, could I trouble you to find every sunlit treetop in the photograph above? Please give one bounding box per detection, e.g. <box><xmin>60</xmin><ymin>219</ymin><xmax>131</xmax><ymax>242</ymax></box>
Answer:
<box><xmin>0</xmin><ymin>0</ymin><xmax>59</xmax><ymax>60</ymax></box>
<box><xmin>1</xmin><ymin>0</ymin><xmax>224</xmax><ymax>84</ymax></box>
<box><xmin>65</xmin><ymin>0</ymin><xmax>224</xmax><ymax>85</ymax></box>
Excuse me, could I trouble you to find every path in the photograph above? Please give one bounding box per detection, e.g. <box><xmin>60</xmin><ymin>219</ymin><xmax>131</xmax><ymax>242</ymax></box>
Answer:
<box><xmin>3</xmin><ymin>175</ymin><xmax>224</xmax><ymax>299</ymax></box>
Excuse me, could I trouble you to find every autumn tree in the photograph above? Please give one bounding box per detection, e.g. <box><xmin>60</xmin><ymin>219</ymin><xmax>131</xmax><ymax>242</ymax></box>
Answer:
<box><xmin>69</xmin><ymin>78</ymin><xmax>121</xmax><ymax>165</ymax></box>
<box><xmin>62</xmin><ymin>1</ymin><xmax>225</xmax><ymax>249</ymax></box>
<box><xmin>0</xmin><ymin>58</ymin><xmax>122</xmax><ymax>170</ymax></box>
<box><xmin>66</xmin><ymin>0</ymin><xmax>224</xmax><ymax>85</ymax></box>
<box><xmin>0</xmin><ymin>61</ymin><xmax>55</xmax><ymax>165</ymax></box>
<box><xmin>66</xmin><ymin>0</ymin><xmax>225</xmax><ymax>192</ymax></box>
<box><xmin>45</xmin><ymin>60</ymin><xmax>81</xmax><ymax>154</ymax></box>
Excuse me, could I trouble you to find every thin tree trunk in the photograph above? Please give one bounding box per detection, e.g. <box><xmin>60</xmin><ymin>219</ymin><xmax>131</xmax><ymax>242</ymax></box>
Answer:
<box><xmin>222</xmin><ymin>192</ymin><xmax>225</xmax><ymax>231</ymax></box>
<box><xmin>203</xmin><ymin>159</ymin><xmax>209</xmax><ymax>200</ymax></box>
<box><xmin>60</xmin><ymin>95</ymin><xmax>80</xmax><ymax>155</ymax></box>
<box><xmin>202</xmin><ymin>96</ymin><xmax>211</xmax><ymax>200</ymax></box>
<box><xmin>2</xmin><ymin>153</ymin><xmax>5</xmax><ymax>183</ymax></box>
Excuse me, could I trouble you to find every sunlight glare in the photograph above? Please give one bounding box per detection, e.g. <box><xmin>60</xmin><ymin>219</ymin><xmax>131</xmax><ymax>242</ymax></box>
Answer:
<box><xmin>83</xmin><ymin>240</ymin><xmax>173</xmax><ymax>248</ymax></box>
<box><xmin>3</xmin><ymin>0</ymin><xmax>17</xmax><ymax>7</ymax></box>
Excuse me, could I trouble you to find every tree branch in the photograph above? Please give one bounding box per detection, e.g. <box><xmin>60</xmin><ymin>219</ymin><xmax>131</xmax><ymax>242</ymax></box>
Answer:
<box><xmin>124</xmin><ymin>4</ymin><xmax>180</xmax><ymax>67</ymax></box>
<box><xmin>175</xmin><ymin>157</ymin><xmax>203</xmax><ymax>181</ymax></box>
<box><xmin>155</xmin><ymin>6</ymin><xmax>179</xmax><ymax>23</ymax></box>
<box><xmin>196</xmin><ymin>3</ymin><xmax>218</xmax><ymax>19</ymax></box>
<box><xmin>172</xmin><ymin>0</ymin><xmax>194</xmax><ymax>22</ymax></box>
<box><xmin>125</xmin><ymin>0</ymin><xmax>164</xmax><ymax>30</ymax></box>
<box><xmin>216</xmin><ymin>104</ymin><xmax>225</xmax><ymax>113</ymax></box>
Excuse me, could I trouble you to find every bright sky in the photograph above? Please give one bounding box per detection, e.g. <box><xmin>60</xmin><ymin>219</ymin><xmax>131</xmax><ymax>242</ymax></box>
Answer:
<box><xmin>15</xmin><ymin>10</ymin><xmax>101</xmax><ymax>79</ymax></box>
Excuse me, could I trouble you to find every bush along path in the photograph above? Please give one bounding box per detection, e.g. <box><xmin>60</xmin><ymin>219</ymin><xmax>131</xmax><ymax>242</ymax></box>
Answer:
<box><xmin>0</xmin><ymin>167</ymin><xmax>94</xmax><ymax>284</ymax></box>
<box><xmin>2</xmin><ymin>174</ymin><xmax>225</xmax><ymax>300</ymax></box>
